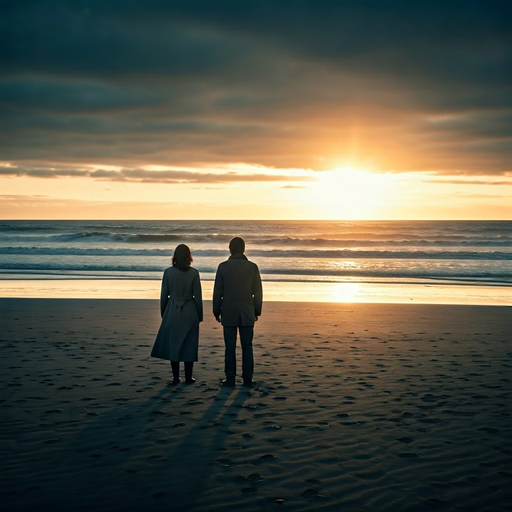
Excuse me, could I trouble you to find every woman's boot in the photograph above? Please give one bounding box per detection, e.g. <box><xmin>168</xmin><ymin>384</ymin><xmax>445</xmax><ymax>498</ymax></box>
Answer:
<box><xmin>170</xmin><ymin>360</ymin><xmax>181</xmax><ymax>385</ymax></box>
<box><xmin>184</xmin><ymin>362</ymin><xmax>195</xmax><ymax>384</ymax></box>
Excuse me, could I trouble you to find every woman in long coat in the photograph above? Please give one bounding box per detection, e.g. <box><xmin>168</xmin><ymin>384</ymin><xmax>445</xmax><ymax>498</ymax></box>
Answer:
<box><xmin>151</xmin><ymin>244</ymin><xmax>203</xmax><ymax>384</ymax></box>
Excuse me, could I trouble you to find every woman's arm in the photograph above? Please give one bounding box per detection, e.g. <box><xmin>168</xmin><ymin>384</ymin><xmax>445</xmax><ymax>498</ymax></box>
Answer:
<box><xmin>160</xmin><ymin>269</ymin><xmax>169</xmax><ymax>318</ymax></box>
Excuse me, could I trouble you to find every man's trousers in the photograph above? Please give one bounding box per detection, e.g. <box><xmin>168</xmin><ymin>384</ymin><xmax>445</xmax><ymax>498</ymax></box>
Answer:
<box><xmin>223</xmin><ymin>325</ymin><xmax>254</xmax><ymax>379</ymax></box>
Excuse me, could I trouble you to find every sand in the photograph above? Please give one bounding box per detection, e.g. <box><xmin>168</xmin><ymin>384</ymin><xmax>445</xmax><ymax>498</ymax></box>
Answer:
<box><xmin>1</xmin><ymin>298</ymin><xmax>511</xmax><ymax>511</ymax></box>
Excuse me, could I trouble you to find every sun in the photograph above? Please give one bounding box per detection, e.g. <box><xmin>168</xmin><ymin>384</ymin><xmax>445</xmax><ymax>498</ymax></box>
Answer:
<box><xmin>306</xmin><ymin>166</ymin><xmax>395</xmax><ymax>219</ymax></box>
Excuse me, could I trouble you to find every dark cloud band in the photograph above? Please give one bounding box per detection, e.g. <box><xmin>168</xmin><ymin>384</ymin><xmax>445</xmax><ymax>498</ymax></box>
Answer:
<box><xmin>1</xmin><ymin>1</ymin><xmax>511</xmax><ymax>175</ymax></box>
<box><xmin>0</xmin><ymin>166</ymin><xmax>314</xmax><ymax>184</ymax></box>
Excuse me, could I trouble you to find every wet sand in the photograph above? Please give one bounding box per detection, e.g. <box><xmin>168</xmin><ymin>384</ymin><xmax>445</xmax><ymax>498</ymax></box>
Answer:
<box><xmin>1</xmin><ymin>299</ymin><xmax>511</xmax><ymax>511</ymax></box>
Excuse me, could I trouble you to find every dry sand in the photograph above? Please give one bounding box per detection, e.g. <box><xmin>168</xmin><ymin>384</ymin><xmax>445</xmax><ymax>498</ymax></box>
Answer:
<box><xmin>1</xmin><ymin>298</ymin><xmax>511</xmax><ymax>511</ymax></box>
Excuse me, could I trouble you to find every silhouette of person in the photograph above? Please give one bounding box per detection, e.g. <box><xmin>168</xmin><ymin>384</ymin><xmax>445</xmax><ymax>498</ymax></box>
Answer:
<box><xmin>151</xmin><ymin>244</ymin><xmax>203</xmax><ymax>384</ymax></box>
<box><xmin>213</xmin><ymin>237</ymin><xmax>263</xmax><ymax>387</ymax></box>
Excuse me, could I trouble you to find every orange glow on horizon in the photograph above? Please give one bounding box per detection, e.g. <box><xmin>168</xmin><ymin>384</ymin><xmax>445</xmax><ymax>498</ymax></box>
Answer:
<box><xmin>0</xmin><ymin>161</ymin><xmax>511</xmax><ymax>220</ymax></box>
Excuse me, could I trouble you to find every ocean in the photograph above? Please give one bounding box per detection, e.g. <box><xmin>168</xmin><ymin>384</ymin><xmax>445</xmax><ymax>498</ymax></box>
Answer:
<box><xmin>1</xmin><ymin>220</ymin><xmax>511</xmax><ymax>303</ymax></box>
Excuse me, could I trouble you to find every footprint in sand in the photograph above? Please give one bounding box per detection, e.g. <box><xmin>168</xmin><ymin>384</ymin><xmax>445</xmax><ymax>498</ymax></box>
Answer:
<box><xmin>266</xmin><ymin>437</ymin><xmax>285</xmax><ymax>444</ymax></box>
<box><xmin>259</xmin><ymin>454</ymin><xmax>276</xmax><ymax>461</ymax></box>
<box><xmin>302</xmin><ymin>488</ymin><xmax>322</xmax><ymax>498</ymax></box>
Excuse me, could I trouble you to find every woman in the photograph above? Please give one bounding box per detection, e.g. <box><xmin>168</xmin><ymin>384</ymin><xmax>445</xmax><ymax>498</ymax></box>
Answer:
<box><xmin>151</xmin><ymin>244</ymin><xmax>203</xmax><ymax>384</ymax></box>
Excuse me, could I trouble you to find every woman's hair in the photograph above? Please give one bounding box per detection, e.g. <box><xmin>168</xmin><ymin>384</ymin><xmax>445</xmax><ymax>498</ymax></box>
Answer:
<box><xmin>172</xmin><ymin>244</ymin><xmax>193</xmax><ymax>271</ymax></box>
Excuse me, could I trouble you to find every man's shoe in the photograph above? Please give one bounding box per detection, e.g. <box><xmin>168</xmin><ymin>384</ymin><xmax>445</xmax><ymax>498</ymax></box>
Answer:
<box><xmin>242</xmin><ymin>379</ymin><xmax>254</xmax><ymax>388</ymax></box>
<box><xmin>222</xmin><ymin>378</ymin><xmax>235</xmax><ymax>387</ymax></box>
<box><xmin>185</xmin><ymin>377</ymin><xmax>196</xmax><ymax>384</ymax></box>
<box><xmin>170</xmin><ymin>378</ymin><xmax>181</xmax><ymax>386</ymax></box>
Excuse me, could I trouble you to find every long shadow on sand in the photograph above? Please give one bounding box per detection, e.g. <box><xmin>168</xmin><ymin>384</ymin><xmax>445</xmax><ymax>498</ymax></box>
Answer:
<box><xmin>4</xmin><ymin>382</ymin><xmax>250</xmax><ymax>511</ymax></box>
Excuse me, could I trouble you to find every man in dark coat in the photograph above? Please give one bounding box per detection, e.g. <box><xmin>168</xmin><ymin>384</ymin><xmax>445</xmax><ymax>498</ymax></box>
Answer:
<box><xmin>213</xmin><ymin>237</ymin><xmax>263</xmax><ymax>387</ymax></box>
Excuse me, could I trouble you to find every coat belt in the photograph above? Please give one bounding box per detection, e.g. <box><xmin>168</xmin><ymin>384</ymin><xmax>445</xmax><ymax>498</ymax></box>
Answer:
<box><xmin>171</xmin><ymin>297</ymin><xmax>194</xmax><ymax>309</ymax></box>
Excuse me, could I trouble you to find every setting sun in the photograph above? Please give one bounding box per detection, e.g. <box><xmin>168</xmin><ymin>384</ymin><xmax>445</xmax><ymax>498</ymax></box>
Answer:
<box><xmin>305</xmin><ymin>167</ymin><xmax>397</xmax><ymax>219</ymax></box>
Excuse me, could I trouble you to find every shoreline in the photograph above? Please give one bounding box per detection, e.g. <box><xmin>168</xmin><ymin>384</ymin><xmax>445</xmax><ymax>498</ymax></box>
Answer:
<box><xmin>0</xmin><ymin>278</ymin><xmax>510</xmax><ymax>305</ymax></box>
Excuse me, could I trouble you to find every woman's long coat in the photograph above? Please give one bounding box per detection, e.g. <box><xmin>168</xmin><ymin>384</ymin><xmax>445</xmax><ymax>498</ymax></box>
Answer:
<box><xmin>151</xmin><ymin>266</ymin><xmax>203</xmax><ymax>362</ymax></box>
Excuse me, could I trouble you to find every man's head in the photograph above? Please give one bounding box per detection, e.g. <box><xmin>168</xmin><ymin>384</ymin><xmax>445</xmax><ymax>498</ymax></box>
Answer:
<box><xmin>229</xmin><ymin>237</ymin><xmax>245</xmax><ymax>255</ymax></box>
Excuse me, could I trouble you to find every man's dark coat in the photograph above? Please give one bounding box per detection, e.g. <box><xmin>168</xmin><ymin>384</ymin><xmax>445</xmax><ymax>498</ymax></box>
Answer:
<box><xmin>213</xmin><ymin>253</ymin><xmax>263</xmax><ymax>326</ymax></box>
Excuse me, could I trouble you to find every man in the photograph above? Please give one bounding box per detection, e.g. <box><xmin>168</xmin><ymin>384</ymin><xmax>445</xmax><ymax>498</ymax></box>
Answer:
<box><xmin>213</xmin><ymin>237</ymin><xmax>263</xmax><ymax>387</ymax></box>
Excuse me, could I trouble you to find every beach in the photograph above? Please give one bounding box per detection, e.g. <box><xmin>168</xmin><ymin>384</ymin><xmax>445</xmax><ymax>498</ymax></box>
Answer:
<box><xmin>1</xmin><ymin>298</ymin><xmax>511</xmax><ymax>511</ymax></box>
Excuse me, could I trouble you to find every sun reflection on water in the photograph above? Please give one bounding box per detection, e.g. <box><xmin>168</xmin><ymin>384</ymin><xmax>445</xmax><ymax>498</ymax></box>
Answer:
<box><xmin>333</xmin><ymin>260</ymin><xmax>359</xmax><ymax>269</ymax></box>
<box><xmin>331</xmin><ymin>282</ymin><xmax>360</xmax><ymax>302</ymax></box>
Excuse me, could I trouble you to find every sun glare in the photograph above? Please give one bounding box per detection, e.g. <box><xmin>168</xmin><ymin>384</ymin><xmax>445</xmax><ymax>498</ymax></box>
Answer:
<box><xmin>306</xmin><ymin>166</ymin><xmax>395</xmax><ymax>219</ymax></box>
<box><xmin>331</xmin><ymin>282</ymin><xmax>360</xmax><ymax>302</ymax></box>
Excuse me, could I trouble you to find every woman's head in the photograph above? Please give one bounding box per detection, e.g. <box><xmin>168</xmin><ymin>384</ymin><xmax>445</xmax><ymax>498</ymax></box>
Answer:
<box><xmin>172</xmin><ymin>244</ymin><xmax>193</xmax><ymax>271</ymax></box>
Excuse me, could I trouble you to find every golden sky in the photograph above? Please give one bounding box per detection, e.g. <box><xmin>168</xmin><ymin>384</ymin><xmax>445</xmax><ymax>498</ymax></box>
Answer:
<box><xmin>2</xmin><ymin>2</ymin><xmax>511</xmax><ymax>219</ymax></box>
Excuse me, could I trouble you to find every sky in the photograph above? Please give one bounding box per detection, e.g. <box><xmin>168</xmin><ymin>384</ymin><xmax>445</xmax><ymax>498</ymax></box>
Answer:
<box><xmin>1</xmin><ymin>0</ymin><xmax>511</xmax><ymax>220</ymax></box>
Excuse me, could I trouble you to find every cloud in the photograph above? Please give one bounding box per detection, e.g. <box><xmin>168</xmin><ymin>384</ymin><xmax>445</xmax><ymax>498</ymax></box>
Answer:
<box><xmin>1</xmin><ymin>1</ymin><xmax>511</xmax><ymax>175</ymax></box>
<box><xmin>0</xmin><ymin>165</ymin><xmax>314</xmax><ymax>184</ymax></box>
<box><xmin>426</xmin><ymin>178</ymin><xmax>512</xmax><ymax>186</ymax></box>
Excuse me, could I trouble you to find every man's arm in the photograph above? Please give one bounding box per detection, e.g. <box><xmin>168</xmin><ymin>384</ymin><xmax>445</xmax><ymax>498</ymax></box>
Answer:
<box><xmin>253</xmin><ymin>265</ymin><xmax>263</xmax><ymax>318</ymax></box>
<box><xmin>212</xmin><ymin>266</ymin><xmax>223</xmax><ymax>322</ymax></box>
